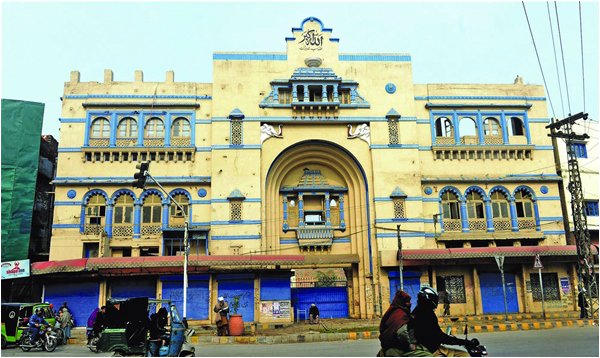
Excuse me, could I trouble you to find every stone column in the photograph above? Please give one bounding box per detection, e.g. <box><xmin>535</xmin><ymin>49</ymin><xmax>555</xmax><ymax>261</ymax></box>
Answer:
<box><xmin>484</xmin><ymin>199</ymin><xmax>494</xmax><ymax>232</ymax></box>
<box><xmin>134</xmin><ymin>201</ymin><xmax>142</xmax><ymax>239</ymax></box>
<box><xmin>105</xmin><ymin>199</ymin><xmax>114</xmax><ymax>238</ymax></box>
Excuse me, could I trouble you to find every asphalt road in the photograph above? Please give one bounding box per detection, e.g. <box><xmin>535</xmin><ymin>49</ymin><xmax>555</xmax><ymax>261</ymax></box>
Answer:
<box><xmin>1</xmin><ymin>326</ymin><xmax>598</xmax><ymax>357</ymax></box>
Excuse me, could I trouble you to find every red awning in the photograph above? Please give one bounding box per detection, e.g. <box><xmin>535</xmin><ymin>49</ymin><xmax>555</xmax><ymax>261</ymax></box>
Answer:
<box><xmin>401</xmin><ymin>244</ymin><xmax>597</xmax><ymax>260</ymax></box>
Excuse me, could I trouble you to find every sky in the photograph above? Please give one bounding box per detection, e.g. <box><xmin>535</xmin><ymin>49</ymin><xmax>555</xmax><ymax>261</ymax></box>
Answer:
<box><xmin>2</xmin><ymin>1</ymin><xmax>599</xmax><ymax>139</ymax></box>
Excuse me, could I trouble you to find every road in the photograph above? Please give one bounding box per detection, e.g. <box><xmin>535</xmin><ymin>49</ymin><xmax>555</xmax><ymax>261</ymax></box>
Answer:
<box><xmin>1</xmin><ymin>326</ymin><xmax>598</xmax><ymax>357</ymax></box>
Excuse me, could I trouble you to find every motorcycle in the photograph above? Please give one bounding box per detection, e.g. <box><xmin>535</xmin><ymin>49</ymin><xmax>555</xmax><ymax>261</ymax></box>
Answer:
<box><xmin>18</xmin><ymin>325</ymin><xmax>57</xmax><ymax>352</ymax></box>
<box><xmin>454</xmin><ymin>323</ymin><xmax>487</xmax><ymax>357</ymax></box>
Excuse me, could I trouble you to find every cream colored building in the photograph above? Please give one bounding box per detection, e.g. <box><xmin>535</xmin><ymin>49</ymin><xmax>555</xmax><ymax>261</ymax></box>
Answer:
<box><xmin>35</xmin><ymin>18</ymin><xmax>580</xmax><ymax>325</ymax></box>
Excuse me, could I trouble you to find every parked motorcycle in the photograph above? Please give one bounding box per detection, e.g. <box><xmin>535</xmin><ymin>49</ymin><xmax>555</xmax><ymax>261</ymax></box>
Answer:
<box><xmin>18</xmin><ymin>325</ymin><xmax>57</xmax><ymax>352</ymax></box>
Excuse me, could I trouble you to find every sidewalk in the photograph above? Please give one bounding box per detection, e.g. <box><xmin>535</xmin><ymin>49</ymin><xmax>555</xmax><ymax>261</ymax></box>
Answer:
<box><xmin>67</xmin><ymin>311</ymin><xmax>598</xmax><ymax>345</ymax></box>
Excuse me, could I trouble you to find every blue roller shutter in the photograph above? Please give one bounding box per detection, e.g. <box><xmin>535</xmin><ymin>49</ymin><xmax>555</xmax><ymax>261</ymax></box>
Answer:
<box><xmin>44</xmin><ymin>281</ymin><xmax>99</xmax><ymax>327</ymax></box>
<box><xmin>480</xmin><ymin>272</ymin><xmax>519</xmax><ymax>314</ymax></box>
<box><xmin>389</xmin><ymin>270</ymin><xmax>422</xmax><ymax>309</ymax></box>
<box><xmin>161</xmin><ymin>275</ymin><xmax>210</xmax><ymax>320</ymax></box>
<box><xmin>260</xmin><ymin>272</ymin><xmax>292</xmax><ymax>300</ymax></box>
<box><xmin>291</xmin><ymin>286</ymin><xmax>348</xmax><ymax>319</ymax></box>
<box><xmin>217</xmin><ymin>274</ymin><xmax>254</xmax><ymax>322</ymax></box>
<box><xmin>110</xmin><ymin>277</ymin><xmax>156</xmax><ymax>299</ymax></box>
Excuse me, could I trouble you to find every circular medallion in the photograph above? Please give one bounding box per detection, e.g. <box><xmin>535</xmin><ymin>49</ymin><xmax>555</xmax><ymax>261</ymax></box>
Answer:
<box><xmin>67</xmin><ymin>190</ymin><xmax>77</xmax><ymax>199</ymax></box>
<box><xmin>385</xmin><ymin>83</ymin><xmax>396</xmax><ymax>94</ymax></box>
<box><xmin>540</xmin><ymin>186</ymin><xmax>549</xmax><ymax>194</ymax></box>
<box><xmin>198</xmin><ymin>188</ymin><xmax>207</xmax><ymax>198</ymax></box>
<box><xmin>424</xmin><ymin>187</ymin><xmax>433</xmax><ymax>195</ymax></box>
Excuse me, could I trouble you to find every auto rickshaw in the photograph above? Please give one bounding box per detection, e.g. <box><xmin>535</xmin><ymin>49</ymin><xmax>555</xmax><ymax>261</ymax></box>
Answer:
<box><xmin>94</xmin><ymin>297</ymin><xmax>194</xmax><ymax>357</ymax></box>
<box><xmin>1</xmin><ymin>303</ymin><xmax>56</xmax><ymax>349</ymax></box>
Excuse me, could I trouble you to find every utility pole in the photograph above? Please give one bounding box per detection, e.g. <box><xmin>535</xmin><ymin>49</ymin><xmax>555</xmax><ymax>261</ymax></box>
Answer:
<box><xmin>397</xmin><ymin>225</ymin><xmax>403</xmax><ymax>291</ymax></box>
<box><xmin>547</xmin><ymin>112</ymin><xmax>597</xmax><ymax>319</ymax></box>
<box><xmin>133</xmin><ymin>162</ymin><xmax>191</xmax><ymax>319</ymax></box>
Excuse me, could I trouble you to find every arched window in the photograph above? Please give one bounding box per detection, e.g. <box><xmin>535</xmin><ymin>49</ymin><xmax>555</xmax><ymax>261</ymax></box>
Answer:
<box><xmin>510</xmin><ymin>117</ymin><xmax>525</xmax><ymax>136</ymax></box>
<box><xmin>459</xmin><ymin>117</ymin><xmax>478</xmax><ymax>144</ymax></box>
<box><xmin>144</xmin><ymin>118</ymin><xmax>164</xmax><ymax>138</ymax></box>
<box><xmin>142</xmin><ymin>194</ymin><xmax>162</xmax><ymax>224</ymax></box>
<box><xmin>84</xmin><ymin>194</ymin><xmax>106</xmax><ymax>235</ymax></box>
<box><xmin>466</xmin><ymin>192</ymin><xmax>485</xmax><ymax>219</ymax></box>
<box><xmin>170</xmin><ymin>194</ymin><xmax>189</xmax><ymax>219</ymax></box>
<box><xmin>441</xmin><ymin>191</ymin><xmax>461</xmax><ymax>232</ymax></box>
<box><xmin>117</xmin><ymin>117</ymin><xmax>137</xmax><ymax>138</ymax></box>
<box><xmin>171</xmin><ymin>118</ymin><xmax>190</xmax><ymax>137</ymax></box>
<box><xmin>435</xmin><ymin>117</ymin><xmax>454</xmax><ymax>137</ymax></box>
<box><xmin>514</xmin><ymin>190</ymin><xmax>533</xmax><ymax>218</ymax></box>
<box><xmin>483</xmin><ymin>117</ymin><xmax>501</xmax><ymax>136</ymax></box>
<box><xmin>113</xmin><ymin>195</ymin><xmax>134</xmax><ymax>224</ymax></box>
<box><xmin>90</xmin><ymin>118</ymin><xmax>110</xmax><ymax>138</ymax></box>
<box><xmin>491</xmin><ymin>191</ymin><xmax>511</xmax><ymax>231</ymax></box>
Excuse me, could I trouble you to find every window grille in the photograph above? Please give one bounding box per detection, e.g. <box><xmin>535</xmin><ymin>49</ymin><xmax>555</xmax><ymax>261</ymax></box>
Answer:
<box><xmin>585</xmin><ymin>200</ymin><xmax>599</xmax><ymax>216</ymax></box>
<box><xmin>231</xmin><ymin>120</ymin><xmax>242</xmax><ymax>145</ymax></box>
<box><xmin>530</xmin><ymin>273</ymin><xmax>561</xmax><ymax>301</ymax></box>
<box><xmin>230</xmin><ymin>200</ymin><xmax>242</xmax><ymax>221</ymax></box>
<box><xmin>393</xmin><ymin>198</ymin><xmax>405</xmax><ymax>218</ymax></box>
<box><xmin>436</xmin><ymin>275</ymin><xmax>466</xmax><ymax>303</ymax></box>
<box><xmin>388</xmin><ymin>118</ymin><xmax>399</xmax><ymax>144</ymax></box>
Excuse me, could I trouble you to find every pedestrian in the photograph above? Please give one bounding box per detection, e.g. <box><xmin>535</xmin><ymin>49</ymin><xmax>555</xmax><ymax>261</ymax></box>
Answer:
<box><xmin>213</xmin><ymin>297</ymin><xmax>230</xmax><ymax>336</ymax></box>
<box><xmin>309</xmin><ymin>303</ymin><xmax>320</xmax><ymax>324</ymax></box>
<box><xmin>148</xmin><ymin>307</ymin><xmax>168</xmax><ymax>356</ymax></box>
<box><xmin>438</xmin><ymin>290</ymin><xmax>451</xmax><ymax>316</ymax></box>
<box><xmin>59</xmin><ymin>307</ymin><xmax>73</xmax><ymax>344</ymax></box>
<box><xmin>578</xmin><ymin>286</ymin><xmax>589</xmax><ymax>319</ymax></box>
<box><xmin>410</xmin><ymin>286</ymin><xmax>479</xmax><ymax>357</ymax></box>
<box><xmin>378</xmin><ymin>290</ymin><xmax>432</xmax><ymax>357</ymax></box>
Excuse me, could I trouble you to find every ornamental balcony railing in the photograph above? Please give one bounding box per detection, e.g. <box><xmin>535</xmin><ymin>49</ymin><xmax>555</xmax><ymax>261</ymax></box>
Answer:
<box><xmin>88</xmin><ymin>138</ymin><xmax>110</xmax><ymax>147</ymax></box>
<box><xmin>170</xmin><ymin>137</ymin><xmax>191</xmax><ymax>147</ymax></box>
<box><xmin>461</xmin><ymin>136</ymin><xmax>479</xmax><ymax>145</ymax></box>
<box><xmin>493</xmin><ymin>219</ymin><xmax>512</xmax><ymax>231</ymax></box>
<box><xmin>112</xmin><ymin>224</ymin><xmax>133</xmax><ymax>238</ymax></box>
<box><xmin>483</xmin><ymin>135</ymin><xmax>503</xmax><ymax>145</ymax></box>
<box><xmin>296</xmin><ymin>226</ymin><xmax>334</xmax><ymax>247</ymax></box>
<box><xmin>518</xmin><ymin>218</ymin><xmax>536</xmax><ymax>230</ymax></box>
<box><xmin>143</xmin><ymin>138</ymin><xmax>164</xmax><ymax>147</ymax></box>
<box><xmin>468</xmin><ymin>219</ymin><xmax>487</xmax><ymax>232</ymax></box>
<box><xmin>116</xmin><ymin>138</ymin><xmax>137</xmax><ymax>147</ymax></box>
<box><xmin>141</xmin><ymin>224</ymin><xmax>162</xmax><ymax>236</ymax></box>
<box><xmin>83</xmin><ymin>224</ymin><xmax>104</xmax><ymax>235</ymax></box>
<box><xmin>442</xmin><ymin>219</ymin><xmax>462</xmax><ymax>232</ymax></box>
<box><xmin>435</xmin><ymin>136</ymin><xmax>455</xmax><ymax>145</ymax></box>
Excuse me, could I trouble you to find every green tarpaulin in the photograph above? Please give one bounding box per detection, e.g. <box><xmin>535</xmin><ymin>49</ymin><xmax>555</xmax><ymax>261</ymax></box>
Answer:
<box><xmin>1</xmin><ymin>99</ymin><xmax>44</xmax><ymax>262</ymax></box>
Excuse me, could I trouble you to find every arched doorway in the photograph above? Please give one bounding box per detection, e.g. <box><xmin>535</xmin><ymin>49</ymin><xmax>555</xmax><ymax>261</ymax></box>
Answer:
<box><xmin>263</xmin><ymin>140</ymin><xmax>377</xmax><ymax>318</ymax></box>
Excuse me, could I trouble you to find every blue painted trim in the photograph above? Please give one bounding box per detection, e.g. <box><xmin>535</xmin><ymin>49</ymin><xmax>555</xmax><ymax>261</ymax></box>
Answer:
<box><xmin>370</xmin><ymin>144</ymin><xmax>419</xmax><ymax>149</ymax></box>
<box><xmin>195</xmin><ymin>120</ymin><xmax>211</xmax><ymax>124</ymax></box>
<box><xmin>52</xmin><ymin>224</ymin><xmax>80</xmax><ymax>229</ymax></box>
<box><xmin>375</xmin><ymin>218</ymin><xmax>435</xmax><ymax>224</ymax></box>
<box><xmin>190</xmin><ymin>200</ymin><xmax>211</xmax><ymax>205</ymax></box>
<box><xmin>528</xmin><ymin>118</ymin><xmax>551</xmax><ymax>123</ymax></box>
<box><xmin>524</xmin><ymin>112</ymin><xmax>532</xmax><ymax>144</ymax></box>
<box><xmin>211</xmin><ymin>198</ymin><xmax>261</xmax><ymax>203</ymax></box>
<box><xmin>59</xmin><ymin>118</ymin><xmax>86</xmax><ymax>123</ymax></box>
<box><xmin>415</xmin><ymin>96</ymin><xmax>546</xmax><ymax>101</ymax></box>
<box><xmin>534</xmin><ymin>146</ymin><xmax>554</xmax><ymax>150</ymax></box>
<box><xmin>376</xmin><ymin>232</ymin><xmax>435</xmax><ymax>238</ymax></box>
<box><xmin>339</xmin><ymin>54</ymin><xmax>411</xmax><ymax>62</ymax></box>
<box><xmin>84</xmin><ymin>112</ymin><xmax>91</xmax><ymax>147</ymax></box>
<box><xmin>65</xmin><ymin>94</ymin><xmax>211</xmax><ymax>100</ymax></box>
<box><xmin>211</xmin><ymin>220</ymin><xmax>261</xmax><ymax>225</ymax></box>
<box><xmin>293</xmin><ymin>17</ymin><xmax>331</xmax><ymax>32</ymax></box>
<box><xmin>280</xmin><ymin>239</ymin><xmax>298</xmax><ymax>244</ymax></box>
<box><xmin>54</xmin><ymin>201</ymin><xmax>81</xmax><ymax>206</ymax></box>
<box><xmin>212</xmin><ymin>145</ymin><xmax>261</xmax><ymax>150</ymax></box>
<box><xmin>213</xmin><ymin>53</ymin><xmax>287</xmax><ymax>61</ymax></box>
<box><xmin>539</xmin><ymin>217</ymin><xmax>563</xmax><ymax>221</ymax></box>
<box><xmin>542</xmin><ymin>230</ymin><xmax>566</xmax><ymax>235</ymax></box>
<box><xmin>210</xmin><ymin>235</ymin><xmax>261</xmax><ymax>240</ymax></box>
<box><xmin>536</xmin><ymin>197</ymin><xmax>561</xmax><ymax>201</ymax></box>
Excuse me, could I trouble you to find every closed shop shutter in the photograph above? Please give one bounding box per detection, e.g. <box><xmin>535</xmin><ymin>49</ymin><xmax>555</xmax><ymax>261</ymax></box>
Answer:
<box><xmin>161</xmin><ymin>275</ymin><xmax>210</xmax><ymax>320</ymax></box>
<box><xmin>217</xmin><ymin>273</ymin><xmax>255</xmax><ymax>322</ymax></box>
<box><xmin>110</xmin><ymin>277</ymin><xmax>155</xmax><ymax>299</ymax></box>
<box><xmin>44</xmin><ymin>281</ymin><xmax>99</xmax><ymax>327</ymax></box>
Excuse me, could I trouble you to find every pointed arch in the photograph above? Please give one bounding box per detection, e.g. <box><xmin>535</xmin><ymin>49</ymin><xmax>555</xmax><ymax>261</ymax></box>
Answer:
<box><xmin>111</xmin><ymin>189</ymin><xmax>137</xmax><ymax>203</ymax></box>
<box><xmin>439</xmin><ymin>186</ymin><xmax>463</xmax><ymax>201</ymax></box>
<box><xmin>139</xmin><ymin>189</ymin><xmax>165</xmax><ymax>203</ymax></box>
<box><xmin>513</xmin><ymin>185</ymin><xmax>536</xmax><ymax>200</ymax></box>
<box><xmin>82</xmin><ymin>189</ymin><xmax>109</xmax><ymax>205</ymax></box>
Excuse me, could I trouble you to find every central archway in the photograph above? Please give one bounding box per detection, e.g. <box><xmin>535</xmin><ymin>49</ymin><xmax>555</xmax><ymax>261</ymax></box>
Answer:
<box><xmin>263</xmin><ymin>140</ymin><xmax>376</xmax><ymax>318</ymax></box>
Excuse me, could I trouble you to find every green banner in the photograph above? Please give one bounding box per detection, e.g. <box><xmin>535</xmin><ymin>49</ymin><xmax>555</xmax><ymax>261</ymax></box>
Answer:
<box><xmin>1</xmin><ymin>99</ymin><xmax>44</xmax><ymax>262</ymax></box>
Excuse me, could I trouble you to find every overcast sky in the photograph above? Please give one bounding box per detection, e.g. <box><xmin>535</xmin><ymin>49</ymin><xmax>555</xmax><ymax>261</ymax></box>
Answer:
<box><xmin>2</xmin><ymin>1</ymin><xmax>598</xmax><ymax>139</ymax></box>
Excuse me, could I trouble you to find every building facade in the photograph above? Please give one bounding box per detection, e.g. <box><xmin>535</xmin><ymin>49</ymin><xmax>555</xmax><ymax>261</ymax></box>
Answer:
<box><xmin>35</xmin><ymin>18</ymin><xmax>582</xmax><ymax>325</ymax></box>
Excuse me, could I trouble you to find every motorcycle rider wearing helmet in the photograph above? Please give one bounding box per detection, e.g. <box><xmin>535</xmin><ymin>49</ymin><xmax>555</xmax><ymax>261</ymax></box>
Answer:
<box><xmin>409</xmin><ymin>286</ymin><xmax>479</xmax><ymax>357</ymax></box>
<box><xmin>28</xmin><ymin>308</ymin><xmax>49</xmax><ymax>345</ymax></box>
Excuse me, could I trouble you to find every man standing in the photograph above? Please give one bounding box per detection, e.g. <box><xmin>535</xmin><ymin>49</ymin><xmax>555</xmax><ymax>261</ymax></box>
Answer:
<box><xmin>59</xmin><ymin>307</ymin><xmax>73</xmax><ymax>344</ymax></box>
<box><xmin>309</xmin><ymin>304</ymin><xmax>320</xmax><ymax>324</ymax></box>
<box><xmin>213</xmin><ymin>297</ymin><xmax>230</xmax><ymax>336</ymax></box>
<box><xmin>438</xmin><ymin>290</ymin><xmax>451</xmax><ymax>317</ymax></box>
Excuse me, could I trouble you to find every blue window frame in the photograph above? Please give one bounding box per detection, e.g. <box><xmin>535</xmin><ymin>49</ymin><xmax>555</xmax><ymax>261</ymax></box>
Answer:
<box><xmin>572</xmin><ymin>143</ymin><xmax>588</xmax><ymax>158</ymax></box>
<box><xmin>585</xmin><ymin>201</ymin><xmax>599</xmax><ymax>217</ymax></box>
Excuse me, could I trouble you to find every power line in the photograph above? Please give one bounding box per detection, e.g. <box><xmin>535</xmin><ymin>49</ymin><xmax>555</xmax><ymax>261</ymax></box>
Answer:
<box><xmin>579</xmin><ymin>1</ymin><xmax>586</xmax><ymax>113</ymax></box>
<box><xmin>554</xmin><ymin>2</ymin><xmax>572</xmax><ymax>114</ymax></box>
<box><xmin>522</xmin><ymin>2</ymin><xmax>557</xmax><ymax>119</ymax></box>
<box><xmin>547</xmin><ymin>1</ymin><xmax>565</xmax><ymax>118</ymax></box>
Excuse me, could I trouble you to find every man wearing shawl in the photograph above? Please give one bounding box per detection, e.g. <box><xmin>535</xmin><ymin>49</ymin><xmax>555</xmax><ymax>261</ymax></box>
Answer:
<box><xmin>378</xmin><ymin>290</ymin><xmax>432</xmax><ymax>357</ymax></box>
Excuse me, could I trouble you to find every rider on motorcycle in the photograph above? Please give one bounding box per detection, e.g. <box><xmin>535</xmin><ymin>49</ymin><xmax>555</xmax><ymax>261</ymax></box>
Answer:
<box><xmin>28</xmin><ymin>308</ymin><xmax>49</xmax><ymax>345</ymax></box>
<box><xmin>409</xmin><ymin>287</ymin><xmax>479</xmax><ymax>357</ymax></box>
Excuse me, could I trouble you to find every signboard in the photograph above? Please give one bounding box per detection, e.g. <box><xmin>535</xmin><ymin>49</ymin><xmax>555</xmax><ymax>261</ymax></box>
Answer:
<box><xmin>260</xmin><ymin>300</ymin><xmax>291</xmax><ymax>320</ymax></box>
<box><xmin>560</xmin><ymin>277</ymin><xmax>571</xmax><ymax>294</ymax></box>
<box><xmin>533</xmin><ymin>254</ymin><xmax>543</xmax><ymax>269</ymax></box>
<box><xmin>1</xmin><ymin>259</ymin><xmax>30</xmax><ymax>280</ymax></box>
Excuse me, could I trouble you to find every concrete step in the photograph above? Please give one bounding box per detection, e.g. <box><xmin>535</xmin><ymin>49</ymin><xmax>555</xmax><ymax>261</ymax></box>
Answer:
<box><xmin>438</xmin><ymin>311</ymin><xmax>581</xmax><ymax>324</ymax></box>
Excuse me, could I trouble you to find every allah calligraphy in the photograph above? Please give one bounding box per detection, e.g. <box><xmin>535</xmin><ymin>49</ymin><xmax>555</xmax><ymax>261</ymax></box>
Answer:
<box><xmin>299</xmin><ymin>29</ymin><xmax>323</xmax><ymax>50</ymax></box>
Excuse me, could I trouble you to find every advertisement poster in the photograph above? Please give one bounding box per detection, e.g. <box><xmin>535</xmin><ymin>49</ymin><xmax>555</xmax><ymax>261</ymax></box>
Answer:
<box><xmin>560</xmin><ymin>277</ymin><xmax>570</xmax><ymax>294</ymax></box>
<box><xmin>1</xmin><ymin>259</ymin><xmax>30</xmax><ymax>280</ymax></box>
<box><xmin>260</xmin><ymin>300</ymin><xmax>290</xmax><ymax>320</ymax></box>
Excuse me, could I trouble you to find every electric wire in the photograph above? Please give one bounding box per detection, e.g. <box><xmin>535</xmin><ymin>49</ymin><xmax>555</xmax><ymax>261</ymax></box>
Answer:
<box><xmin>578</xmin><ymin>2</ymin><xmax>586</xmax><ymax>113</ymax></box>
<box><xmin>554</xmin><ymin>1</ymin><xmax>572</xmax><ymax>114</ymax></box>
<box><xmin>522</xmin><ymin>2</ymin><xmax>557</xmax><ymax>119</ymax></box>
<box><xmin>547</xmin><ymin>1</ymin><xmax>566</xmax><ymax>118</ymax></box>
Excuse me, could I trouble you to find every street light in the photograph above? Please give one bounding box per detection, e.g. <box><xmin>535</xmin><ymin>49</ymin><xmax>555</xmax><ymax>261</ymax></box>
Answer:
<box><xmin>132</xmin><ymin>163</ymin><xmax>190</xmax><ymax>319</ymax></box>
